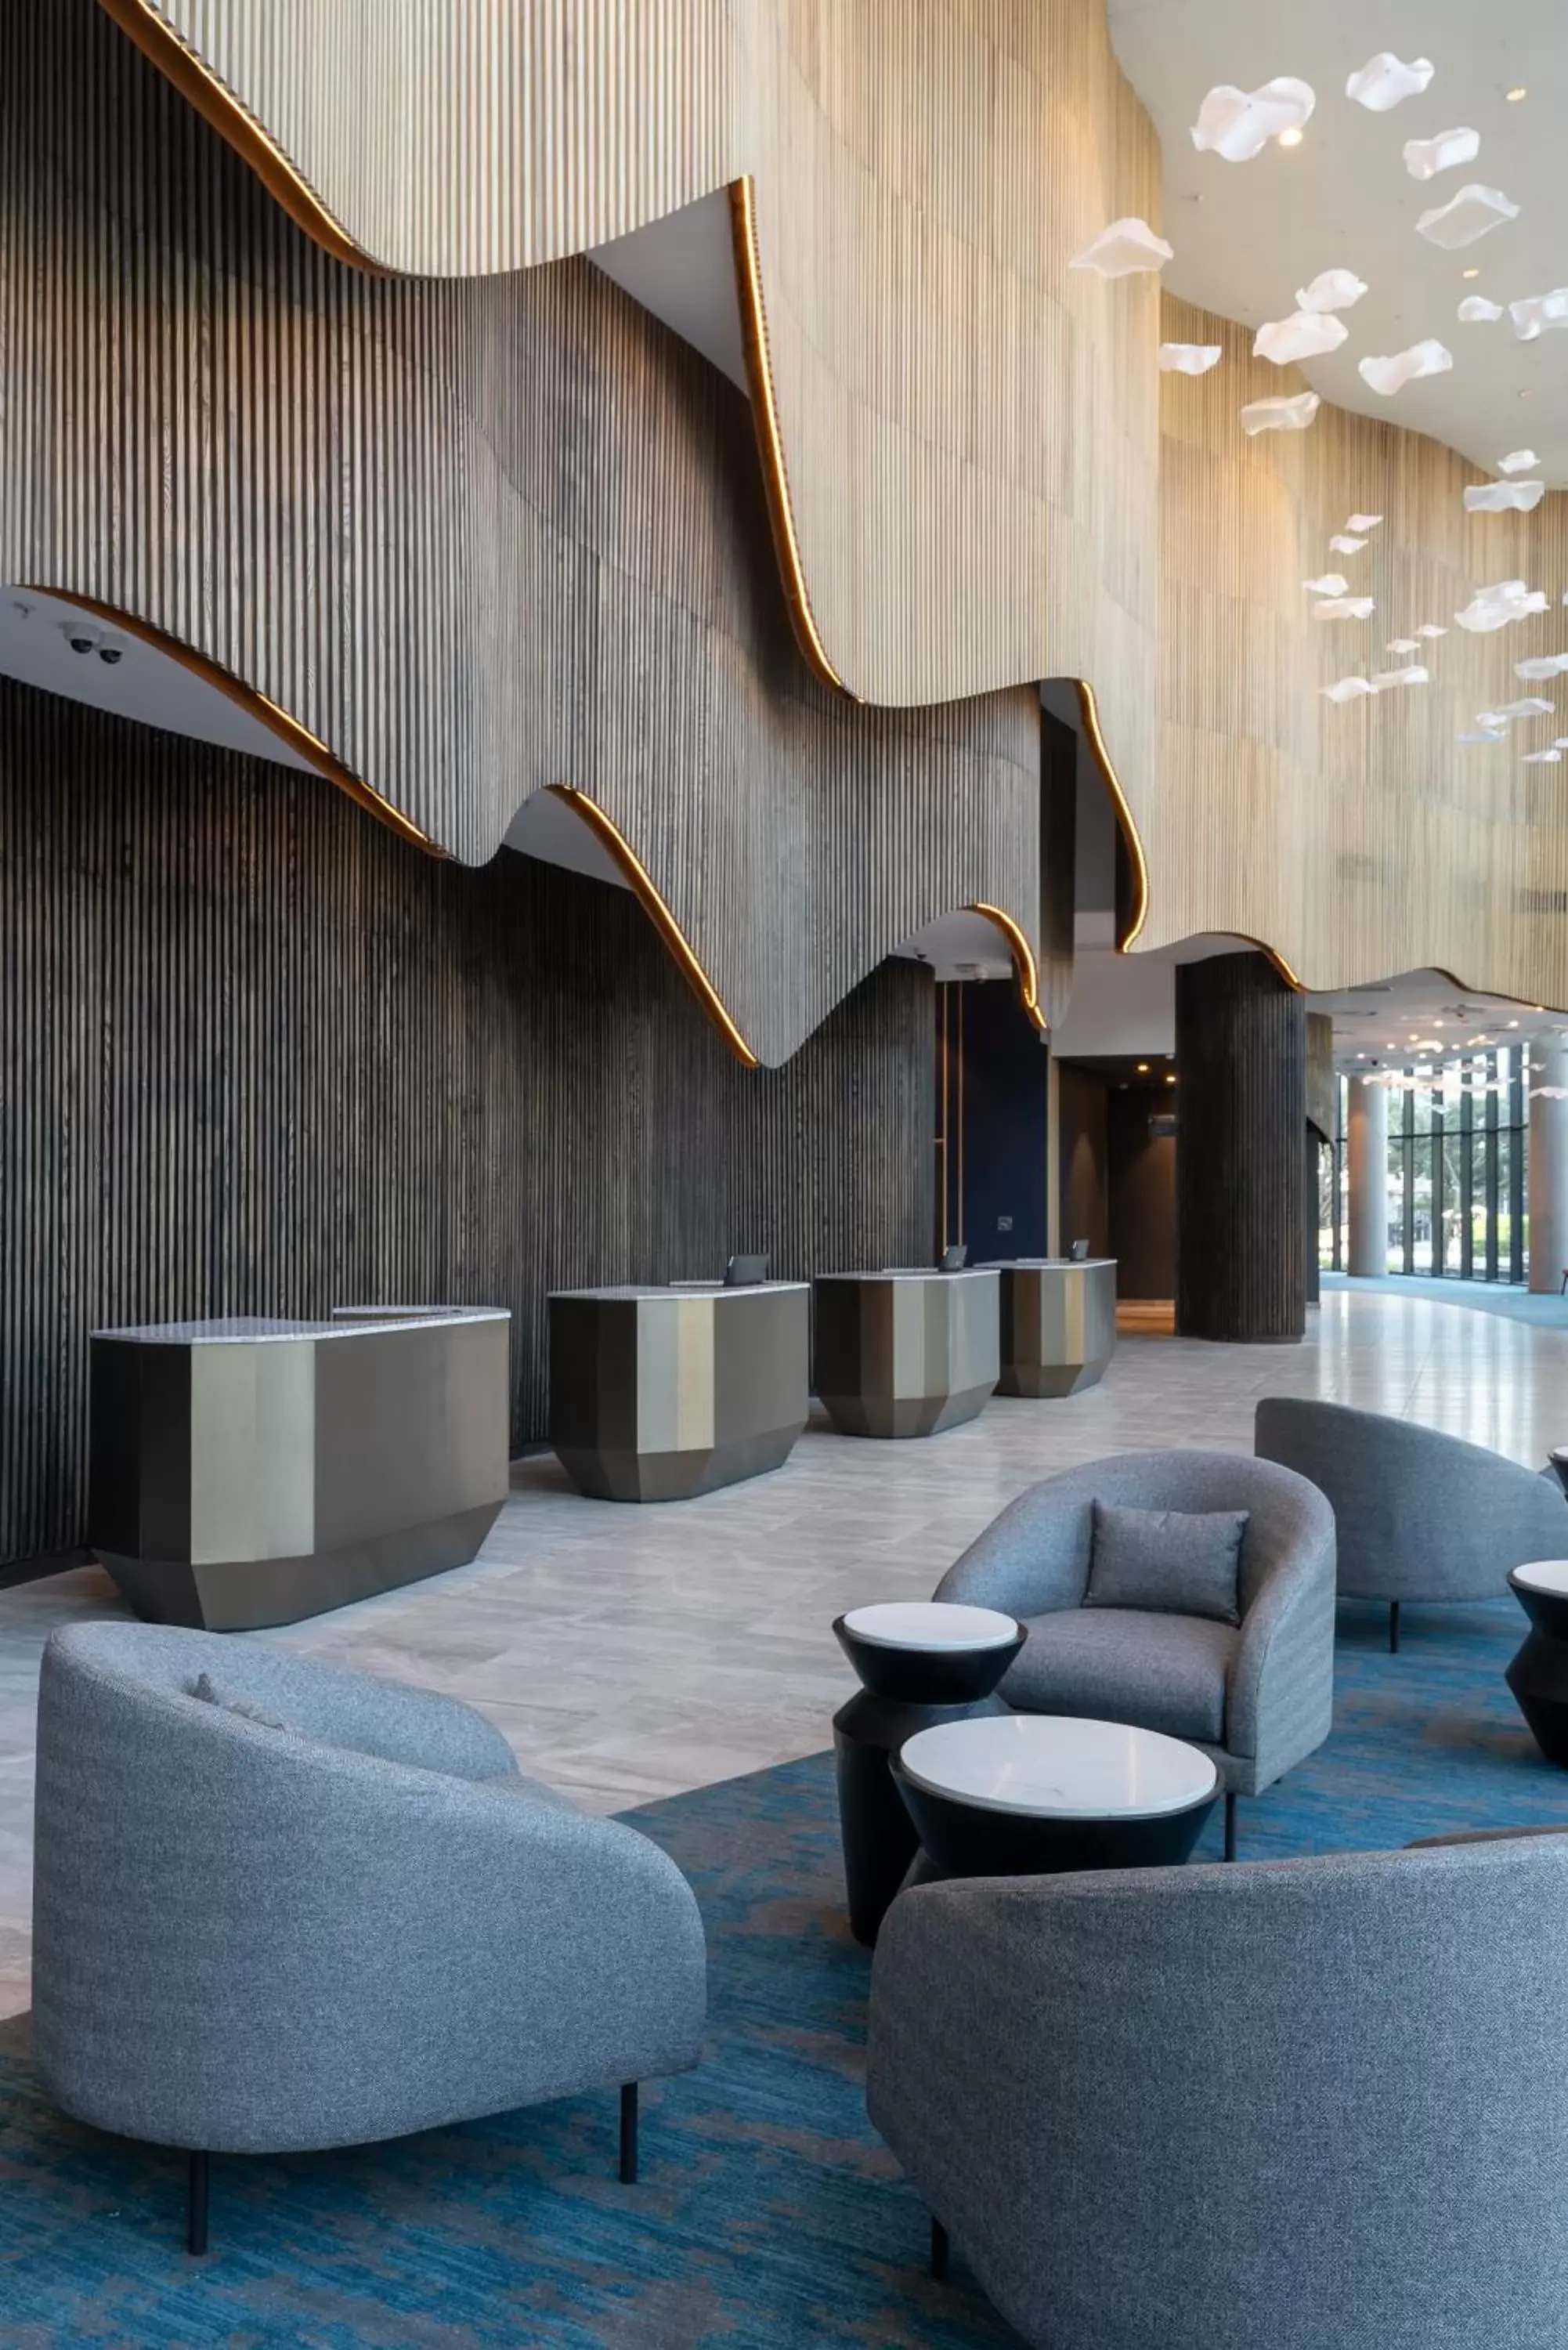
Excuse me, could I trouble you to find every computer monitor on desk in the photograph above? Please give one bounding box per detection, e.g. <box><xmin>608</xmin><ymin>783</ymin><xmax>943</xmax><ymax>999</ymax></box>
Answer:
<box><xmin>724</xmin><ymin>1253</ymin><xmax>770</xmax><ymax>1288</ymax></box>
<box><xmin>1068</xmin><ymin>1238</ymin><xmax>1089</xmax><ymax>1262</ymax></box>
<box><xmin>940</xmin><ymin>1244</ymin><xmax>968</xmax><ymax>1272</ymax></box>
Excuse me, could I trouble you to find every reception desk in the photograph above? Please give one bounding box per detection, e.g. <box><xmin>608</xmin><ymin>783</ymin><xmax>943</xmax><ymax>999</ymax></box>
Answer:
<box><xmin>549</xmin><ymin>1282</ymin><xmax>810</xmax><ymax>1501</ymax></box>
<box><xmin>88</xmin><ymin>1308</ymin><xmax>510</xmax><ymax>1632</ymax></box>
<box><xmin>991</xmin><ymin>1257</ymin><xmax>1118</xmax><ymax>1397</ymax></box>
<box><xmin>813</xmin><ymin>1269</ymin><xmax>1000</xmax><ymax>1438</ymax></box>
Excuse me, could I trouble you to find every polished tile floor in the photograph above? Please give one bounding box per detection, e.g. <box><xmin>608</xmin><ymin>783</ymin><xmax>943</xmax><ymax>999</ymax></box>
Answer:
<box><xmin>2</xmin><ymin>1285</ymin><xmax>1565</xmax><ymax>2019</ymax></box>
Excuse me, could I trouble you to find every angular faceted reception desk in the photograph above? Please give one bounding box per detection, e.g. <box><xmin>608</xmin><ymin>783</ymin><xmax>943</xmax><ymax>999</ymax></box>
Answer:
<box><xmin>88</xmin><ymin>1310</ymin><xmax>510</xmax><ymax>1631</ymax></box>
<box><xmin>992</xmin><ymin>1257</ymin><xmax>1118</xmax><ymax>1397</ymax></box>
<box><xmin>549</xmin><ymin>1282</ymin><xmax>810</xmax><ymax>1501</ymax></box>
<box><xmin>812</xmin><ymin>1270</ymin><xmax>1001</xmax><ymax>1438</ymax></box>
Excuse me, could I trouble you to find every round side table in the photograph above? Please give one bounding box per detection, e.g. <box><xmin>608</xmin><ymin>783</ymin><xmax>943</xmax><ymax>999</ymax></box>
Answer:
<box><xmin>1506</xmin><ymin>1561</ymin><xmax>1568</xmax><ymax>1766</ymax></box>
<box><xmin>832</xmin><ymin>1602</ymin><xmax>1024</xmax><ymax>1946</ymax></box>
<box><xmin>893</xmin><ymin>1713</ymin><xmax>1219</xmax><ymax>1878</ymax></box>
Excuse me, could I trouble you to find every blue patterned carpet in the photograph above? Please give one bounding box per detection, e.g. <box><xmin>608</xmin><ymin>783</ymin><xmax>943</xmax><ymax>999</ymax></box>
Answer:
<box><xmin>2</xmin><ymin>1599</ymin><xmax>1566</xmax><ymax>2348</ymax></box>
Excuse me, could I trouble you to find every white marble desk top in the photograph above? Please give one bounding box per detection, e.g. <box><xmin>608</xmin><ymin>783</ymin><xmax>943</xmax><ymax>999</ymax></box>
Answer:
<box><xmin>815</xmin><ymin>1267</ymin><xmax>1000</xmax><ymax>1285</ymax></box>
<box><xmin>550</xmin><ymin>1282</ymin><xmax>810</xmax><ymax>1302</ymax></box>
<box><xmin>981</xmin><ymin>1257</ymin><xmax>1116</xmax><ymax>1272</ymax></box>
<box><xmin>92</xmin><ymin>1311</ymin><xmax>508</xmax><ymax>1344</ymax></box>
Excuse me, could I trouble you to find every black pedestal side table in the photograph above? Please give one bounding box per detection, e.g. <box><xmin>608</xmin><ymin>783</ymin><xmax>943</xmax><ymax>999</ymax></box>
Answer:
<box><xmin>1506</xmin><ymin>1561</ymin><xmax>1568</xmax><ymax>1766</ymax></box>
<box><xmin>892</xmin><ymin>1714</ymin><xmax>1219</xmax><ymax>1880</ymax></box>
<box><xmin>832</xmin><ymin>1602</ymin><xmax>1025</xmax><ymax>1946</ymax></box>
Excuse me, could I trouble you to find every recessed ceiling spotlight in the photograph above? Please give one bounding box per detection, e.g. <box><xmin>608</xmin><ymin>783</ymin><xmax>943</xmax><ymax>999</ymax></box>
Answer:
<box><xmin>1277</xmin><ymin>125</ymin><xmax>1305</xmax><ymax>147</ymax></box>
<box><xmin>1508</xmin><ymin>1018</ymin><xmax>1520</xmax><ymax>1028</ymax></box>
<box><xmin>1462</xmin><ymin>268</ymin><xmax>1480</xmax><ymax>280</ymax></box>
<box><xmin>1136</xmin><ymin>1061</ymin><xmax>1149</xmax><ymax>1072</ymax></box>
<box><xmin>1506</xmin><ymin>86</ymin><xmax>1528</xmax><ymax>102</ymax></box>
<box><xmin>1165</xmin><ymin>1073</ymin><xmax>1177</xmax><ymax>1085</ymax></box>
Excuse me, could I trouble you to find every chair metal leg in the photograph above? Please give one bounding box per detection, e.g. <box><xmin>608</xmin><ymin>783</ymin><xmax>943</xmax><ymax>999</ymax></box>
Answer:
<box><xmin>619</xmin><ymin>2082</ymin><xmax>638</xmax><ymax>2185</ymax></box>
<box><xmin>186</xmin><ymin>2150</ymin><xmax>209</xmax><ymax>2257</ymax></box>
<box><xmin>1223</xmin><ymin>1791</ymin><xmax>1237</xmax><ymax>1863</ymax></box>
<box><xmin>930</xmin><ymin>2217</ymin><xmax>950</xmax><ymax>2282</ymax></box>
<box><xmin>1389</xmin><ymin>1601</ymin><xmax>1400</xmax><ymax>1655</ymax></box>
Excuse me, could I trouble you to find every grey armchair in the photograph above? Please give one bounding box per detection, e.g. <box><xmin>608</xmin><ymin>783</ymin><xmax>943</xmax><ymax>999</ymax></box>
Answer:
<box><xmin>32</xmin><ymin>1623</ymin><xmax>706</xmax><ymax>2252</ymax></box>
<box><xmin>1255</xmin><ymin>1397</ymin><xmax>1568</xmax><ymax>1650</ymax></box>
<box><xmin>868</xmin><ymin>1832</ymin><xmax>1568</xmax><ymax>2350</ymax></box>
<box><xmin>934</xmin><ymin>1451</ymin><xmax>1335</xmax><ymax>1855</ymax></box>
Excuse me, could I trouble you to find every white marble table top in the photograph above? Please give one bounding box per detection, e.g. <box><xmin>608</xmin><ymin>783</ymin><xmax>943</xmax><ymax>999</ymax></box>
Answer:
<box><xmin>898</xmin><ymin>1714</ymin><xmax>1219</xmax><ymax>1818</ymax></box>
<box><xmin>1512</xmin><ymin>1560</ymin><xmax>1568</xmax><ymax>1596</ymax></box>
<box><xmin>841</xmin><ymin>1601</ymin><xmax>1019</xmax><ymax>1651</ymax></box>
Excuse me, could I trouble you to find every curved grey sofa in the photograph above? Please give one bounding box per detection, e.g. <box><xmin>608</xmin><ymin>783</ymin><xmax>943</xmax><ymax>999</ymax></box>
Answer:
<box><xmin>868</xmin><ymin>1832</ymin><xmax>1568</xmax><ymax>2350</ymax></box>
<box><xmin>1255</xmin><ymin>1397</ymin><xmax>1568</xmax><ymax>1650</ymax></box>
<box><xmin>32</xmin><ymin>1624</ymin><xmax>706</xmax><ymax>2251</ymax></box>
<box><xmin>934</xmin><ymin>1451</ymin><xmax>1335</xmax><ymax>1852</ymax></box>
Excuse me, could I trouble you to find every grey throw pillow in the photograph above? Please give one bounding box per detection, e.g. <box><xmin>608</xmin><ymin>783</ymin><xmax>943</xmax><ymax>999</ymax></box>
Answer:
<box><xmin>1085</xmin><ymin>1499</ymin><xmax>1247</xmax><ymax>1626</ymax></box>
<box><xmin>187</xmin><ymin>1669</ymin><xmax>288</xmax><ymax>1731</ymax></box>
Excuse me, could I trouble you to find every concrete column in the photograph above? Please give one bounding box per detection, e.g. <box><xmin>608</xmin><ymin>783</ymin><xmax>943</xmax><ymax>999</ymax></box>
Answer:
<box><xmin>1346</xmin><ymin>1076</ymin><xmax>1389</xmax><ymax>1277</ymax></box>
<box><xmin>1529</xmin><ymin>1037</ymin><xmax>1568</xmax><ymax>1292</ymax></box>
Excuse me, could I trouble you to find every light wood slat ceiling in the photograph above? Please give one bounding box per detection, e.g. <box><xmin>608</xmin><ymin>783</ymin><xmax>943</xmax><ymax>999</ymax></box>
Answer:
<box><xmin>97</xmin><ymin>0</ymin><xmax>1162</xmax><ymax>805</ymax></box>
<box><xmin>89</xmin><ymin>0</ymin><xmax>1568</xmax><ymax>1014</ymax></box>
<box><xmin>5</xmin><ymin>0</ymin><xmax>1048</xmax><ymax>1070</ymax></box>
<box><xmin>1155</xmin><ymin>296</ymin><xmax>1568</xmax><ymax>1007</ymax></box>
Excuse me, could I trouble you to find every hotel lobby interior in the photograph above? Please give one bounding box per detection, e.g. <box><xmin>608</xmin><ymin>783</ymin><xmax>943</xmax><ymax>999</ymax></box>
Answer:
<box><xmin>4</xmin><ymin>1</ymin><xmax>1568</xmax><ymax>2343</ymax></box>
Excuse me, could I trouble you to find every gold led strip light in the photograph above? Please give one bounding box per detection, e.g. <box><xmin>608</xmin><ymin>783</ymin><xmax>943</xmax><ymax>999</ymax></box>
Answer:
<box><xmin>968</xmin><ymin>902</ymin><xmax>1046</xmax><ymax>1032</ymax></box>
<box><xmin>547</xmin><ymin>786</ymin><xmax>761</xmax><ymax>1068</ymax></box>
<box><xmin>35</xmin><ymin>591</ymin><xmax>441</xmax><ymax>853</ymax></box>
<box><xmin>1075</xmin><ymin>679</ymin><xmax>1151</xmax><ymax>953</ymax></box>
<box><xmin>96</xmin><ymin>0</ymin><xmax>376</xmax><ymax>273</ymax></box>
<box><xmin>728</xmin><ymin>176</ymin><xmax>850</xmax><ymax>699</ymax></box>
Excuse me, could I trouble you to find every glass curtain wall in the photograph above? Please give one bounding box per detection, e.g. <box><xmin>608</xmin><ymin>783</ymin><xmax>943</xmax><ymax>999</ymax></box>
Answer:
<box><xmin>1322</xmin><ymin>1050</ymin><xmax>1529</xmax><ymax>1282</ymax></box>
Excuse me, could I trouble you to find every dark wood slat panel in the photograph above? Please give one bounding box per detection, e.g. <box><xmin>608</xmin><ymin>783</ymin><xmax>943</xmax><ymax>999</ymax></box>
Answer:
<box><xmin>1174</xmin><ymin>953</ymin><xmax>1306</xmax><ymax>1344</ymax></box>
<box><xmin>0</xmin><ymin>678</ymin><xmax>934</xmax><ymax>1567</ymax></box>
<box><xmin>0</xmin><ymin>0</ymin><xmax>1042</xmax><ymax>1067</ymax></box>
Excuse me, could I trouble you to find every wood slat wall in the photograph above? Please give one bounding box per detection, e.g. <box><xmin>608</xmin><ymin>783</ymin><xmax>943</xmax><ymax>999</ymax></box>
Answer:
<box><xmin>2</xmin><ymin>0</ymin><xmax>1043</xmax><ymax>1070</ymax></box>
<box><xmin>1175</xmin><ymin>953</ymin><xmax>1306</xmax><ymax>1345</ymax></box>
<box><xmin>0</xmin><ymin>675</ymin><xmax>936</xmax><ymax>1568</ymax></box>
<box><xmin>1154</xmin><ymin>295</ymin><xmax>1568</xmax><ymax>1008</ymax></box>
<box><xmin>96</xmin><ymin>0</ymin><xmax>1162</xmax><ymax>789</ymax></box>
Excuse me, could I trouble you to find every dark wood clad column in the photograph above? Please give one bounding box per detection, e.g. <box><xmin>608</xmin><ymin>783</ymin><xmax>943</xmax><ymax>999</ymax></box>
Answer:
<box><xmin>1175</xmin><ymin>953</ymin><xmax>1306</xmax><ymax>1343</ymax></box>
<box><xmin>1304</xmin><ymin>1011</ymin><xmax>1335</xmax><ymax>1307</ymax></box>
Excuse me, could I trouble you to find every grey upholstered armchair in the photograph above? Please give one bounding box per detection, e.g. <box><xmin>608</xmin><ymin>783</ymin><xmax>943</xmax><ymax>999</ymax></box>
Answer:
<box><xmin>868</xmin><ymin>1832</ymin><xmax>1568</xmax><ymax>2350</ymax></box>
<box><xmin>934</xmin><ymin>1451</ymin><xmax>1335</xmax><ymax>1855</ymax></box>
<box><xmin>1255</xmin><ymin>1397</ymin><xmax>1568</xmax><ymax>1650</ymax></box>
<box><xmin>32</xmin><ymin>1624</ymin><xmax>706</xmax><ymax>2252</ymax></box>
